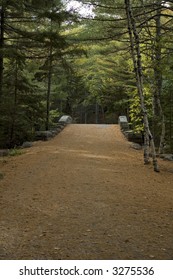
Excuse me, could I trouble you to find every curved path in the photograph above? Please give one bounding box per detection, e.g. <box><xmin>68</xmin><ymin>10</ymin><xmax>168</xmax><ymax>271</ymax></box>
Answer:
<box><xmin>0</xmin><ymin>124</ymin><xmax>173</xmax><ymax>259</ymax></box>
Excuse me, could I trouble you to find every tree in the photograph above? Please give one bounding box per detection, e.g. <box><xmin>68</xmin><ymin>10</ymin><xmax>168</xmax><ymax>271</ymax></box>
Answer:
<box><xmin>124</xmin><ymin>0</ymin><xmax>159</xmax><ymax>172</ymax></box>
<box><xmin>0</xmin><ymin>0</ymin><xmax>75</xmax><ymax>147</ymax></box>
<box><xmin>0</xmin><ymin>4</ymin><xmax>5</xmax><ymax>99</ymax></box>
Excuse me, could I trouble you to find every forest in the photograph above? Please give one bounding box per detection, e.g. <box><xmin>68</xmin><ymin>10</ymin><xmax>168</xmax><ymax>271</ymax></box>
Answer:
<box><xmin>0</xmin><ymin>0</ymin><xmax>173</xmax><ymax>160</ymax></box>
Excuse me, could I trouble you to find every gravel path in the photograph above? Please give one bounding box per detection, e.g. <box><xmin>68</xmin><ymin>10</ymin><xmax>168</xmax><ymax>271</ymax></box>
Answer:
<box><xmin>0</xmin><ymin>124</ymin><xmax>173</xmax><ymax>260</ymax></box>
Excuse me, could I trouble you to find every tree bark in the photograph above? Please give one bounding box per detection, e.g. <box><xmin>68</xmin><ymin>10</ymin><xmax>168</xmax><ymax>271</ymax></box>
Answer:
<box><xmin>9</xmin><ymin>59</ymin><xmax>18</xmax><ymax>147</ymax></box>
<box><xmin>153</xmin><ymin>2</ymin><xmax>162</xmax><ymax>116</ymax></box>
<box><xmin>45</xmin><ymin>43</ymin><xmax>53</xmax><ymax>131</ymax></box>
<box><xmin>153</xmin><ymin>2</ymin><xmax>166</xmax><ymax>154</ymax></box>
<box><xmin>125</xmin><ymin>0</ymin><xmax>159</xmax><ymax>172</ymax></box>
<box><xmin>0</xmin><ymin>5</ymin><xmax>5</xmax><ymax>99</ymax></box>
<box><xmin>141</xmin><ymin>0</ymin><xmax>166</xmax><ymax>154</ymax></box>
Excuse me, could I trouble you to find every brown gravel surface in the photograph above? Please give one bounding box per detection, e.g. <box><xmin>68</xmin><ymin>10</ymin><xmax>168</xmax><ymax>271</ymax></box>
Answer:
<box><xmin>0</xmin><ymin>124</ymin><xmax>173</xmax><ymax>260</ymax></box>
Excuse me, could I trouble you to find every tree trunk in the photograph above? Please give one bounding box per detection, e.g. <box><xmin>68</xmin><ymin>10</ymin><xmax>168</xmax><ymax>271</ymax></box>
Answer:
<box><xmin>125</xmin><ymin>0</ymin><xmax>159</xmax><ymax>172</ymax></box>
<box><xmin>9</xmin><ymin>59</ymin><xmax>18</xmax><ymax>147</ymax></box>
<box><xmin>153</xmin><ymin>2</ymin><xmax>166</xmax><ymax>154</ymax></box>
<box><xmin>141</xmin><ymin>0</ymin><xmax>166</xmax><ymax>154</ymax></box>
<box><xmin>45</xmin><ymin>43</ymin><xmax>53</xmax><ymax>131</ymax></box>
<box><xmin>0</xmin><ymin>5</ymin><xmax>5</xmax><ymax>99</ymax></box>
<box><xmin>153</xmin><ymin>2</ymin><xmax>162</xmax><ymax>116</ymax></box>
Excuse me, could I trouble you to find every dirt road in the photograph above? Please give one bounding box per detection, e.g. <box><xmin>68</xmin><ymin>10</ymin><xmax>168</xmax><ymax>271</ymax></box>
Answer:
<box><xmin>0</xmin><ymin>124</ymin><xmax>173</xmax><ymax>260</ymax></box>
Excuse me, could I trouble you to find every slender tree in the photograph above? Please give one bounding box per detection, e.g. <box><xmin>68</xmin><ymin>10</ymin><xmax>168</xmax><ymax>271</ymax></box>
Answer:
<box><xmin>125</xmin><ymin>0</ymin><xmax>159</xmax><ymax>172</ymax></box>
<box><xmin>0</xmin><ymin>3</ymin><xmax>5</xmax><ymax>99</ymax></box>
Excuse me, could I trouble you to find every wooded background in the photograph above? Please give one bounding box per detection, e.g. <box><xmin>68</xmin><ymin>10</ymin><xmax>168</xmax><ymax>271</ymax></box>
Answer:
<box><xmin>0</xmin><ymin>0</ymin><xmax>173</xmax><ymax>157</ymax></box>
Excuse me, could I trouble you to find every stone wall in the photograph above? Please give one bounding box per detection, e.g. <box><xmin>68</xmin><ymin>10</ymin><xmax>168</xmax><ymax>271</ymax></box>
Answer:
<box><xmin>33</xmin><ymin>117</ymin><xmax>71</xmax><ymax>142</ymax></box>
<box><xmin>118</xmin><ymin>116</ymin><xmax>143</xmax><ymax>145</ymax></box>
<box><xmin>118</xmin><ymin>116</ymin><xmax>173</xmax><ymax>161</ymax></box>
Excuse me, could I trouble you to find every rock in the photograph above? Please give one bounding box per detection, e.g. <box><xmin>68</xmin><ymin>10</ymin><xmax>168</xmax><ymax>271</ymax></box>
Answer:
<box><xmin>130</xmin><ymin>143</ymin><xmax>143</xmax><ymax>150</ymax></box>
<box><xmin>118</xmin><ymin>116</ymin><xmax>128</xmax><ymax>122</ymax></box>
<box><xmin>21</xmin><ymin>142</ymin><xmax>33</xmax><ymax>148</ymax></box>
<box><xmin>160</xmin><ymin>154</ymin><xmax>173</xmax><ymax>161</ymax></box>
<box><xmin>0</xmin><ymin>149</ymin><xmax>9</xmax><ymax>157</ymax></box>
<box><xmin>59</xmin><ymin>115</ymin><xmax>72</xmax><ymax>124</ymax></box>
<box><xmin>118</xmin><ymin>116</ymin><xmax>129</xmax><ymax>131</ymax></box>
<box><xmin>118</xmin><ymin>116</ymin><xmax>143</xmax><ymax>145</ymax></box>
<box><xmin>51</xmin><ymin>127</ymin><xmax>63</xmax><ymax>136</ymax></box>
<box><xmin>55</xmin><ymin>127</ymin><xmax>63</xmax><ymax>133</ymax></box>
<box><xmin>124</xmin><ymin>130</ymin><xmax>143</xmax><ymax>144</ymax></box>
<box><xmin>50</xmin><ymin>130</ymin><xmax>58</xmax><ymax>136</ymax></box>
<box><xmin>35</xmin><ymin>131</ymin><xmax>53</xmax><ymax>141</ymax></box>
<box><xmin>149</xmin><ymin>254</ymin><xmax>155</xmax><ymax>258</ymax></box>
<box><xmin>57</xmin><ymin>124</ymin><xmax>66</xmax><ymax>129</ymax></box>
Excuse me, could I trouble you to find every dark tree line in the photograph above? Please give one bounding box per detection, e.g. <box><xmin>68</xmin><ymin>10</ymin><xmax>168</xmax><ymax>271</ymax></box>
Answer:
<box><xmin>0</xmin><ymin>0</ymin><xmax>79</xmax><ymax>148</ymax></box>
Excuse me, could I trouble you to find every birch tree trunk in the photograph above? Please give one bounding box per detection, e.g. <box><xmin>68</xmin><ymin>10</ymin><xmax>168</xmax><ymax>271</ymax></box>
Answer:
<box><xmin>141</xmin><ymin>0</ymin><xmax>165</xmax><ymax>154</ymax></box>
<box><xmin>125</xmin><ymin>0</ymin><xmax>159</xmax><ymax>172</ymax></box>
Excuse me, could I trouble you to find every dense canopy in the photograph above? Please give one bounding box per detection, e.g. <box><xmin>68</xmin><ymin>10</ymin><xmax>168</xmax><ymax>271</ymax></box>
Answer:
<box><xmin>0</xmin><ymin>0</ymin><xmax>173</xmax><ymax>169</ymax></box>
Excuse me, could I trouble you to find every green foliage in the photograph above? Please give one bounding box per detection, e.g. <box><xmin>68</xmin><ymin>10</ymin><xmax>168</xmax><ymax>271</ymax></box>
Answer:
<box><xmin>8</xmin><ymin>148</ymin><xmax>23</xmax><ymax>157</ymax></box>
<box><xmin>49</xmin><ymin>109</ymin><xmax>61</xmax><ymax>126</ymax></box>
<box><xmin>70</xmin><ymin>32</ymin><xmax>132</xmax><ymax>122</ymax></box>
<box><xmin>0</xmin><ymin>0</ymin><xmax>78</xmax><ymax>147</ymax></box>
<box><xmin>1</xmin><ymin>0</ymin><xmax>173</xmax><ymax>151</ymax></box>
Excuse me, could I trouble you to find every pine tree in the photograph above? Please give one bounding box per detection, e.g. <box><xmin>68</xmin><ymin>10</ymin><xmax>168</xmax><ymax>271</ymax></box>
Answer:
<box><xmin>0</xmin><ymin>0</ymin><xmax>74</xmax><ymax>147</ymax></box>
